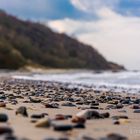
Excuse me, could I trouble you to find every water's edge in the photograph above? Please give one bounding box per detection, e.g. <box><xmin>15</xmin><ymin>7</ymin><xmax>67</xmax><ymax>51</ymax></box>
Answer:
<box><xmin>11</xmin><ymin>71</ymin><xmax>140</xmax><ymax>94</ymax></box>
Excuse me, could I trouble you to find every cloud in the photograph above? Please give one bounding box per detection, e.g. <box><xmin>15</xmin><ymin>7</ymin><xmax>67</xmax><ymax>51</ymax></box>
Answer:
<box><xmin>70</xmin><ymin>0</ymin><xmax>119</xmax><ymax>13</ymax></box>
<box><xmin>48</xmin><ymin>8</ymin><xmax>140</xmax><ymax>70</ymax></box>
<box><xmin>70</xmin><ymin>0</ymin><xmax>140</xmax><ymax>17</ymax></box>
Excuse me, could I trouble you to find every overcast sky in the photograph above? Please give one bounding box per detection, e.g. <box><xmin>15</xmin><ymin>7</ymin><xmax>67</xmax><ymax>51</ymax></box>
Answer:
<box><xmin>0</xmin><ymin>0</ymin><xmax>140</xmax><ymax>70</ymax></box>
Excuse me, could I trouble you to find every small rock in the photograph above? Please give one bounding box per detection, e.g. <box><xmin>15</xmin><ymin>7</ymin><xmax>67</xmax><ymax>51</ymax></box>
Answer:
<box><xmin>134</xmin><ymin>109</ymin><xmax>140</xmax><ymax>113</ymax></box>
<box><xmin>54</xmin><ymin>114</ymin><xmax>66</xmax><ymax>121</ymax></box>
<box><xmin>53</xmin><ymin>124</ymin><xmax>73</xmax><ymax>131</ymax></box>
<box><xmin>3</xmin><ymin>134</ymin><xmax>17</xmax><ymax>140</ymax></box>
<box><xmin>107</xmin><ymin>133</ymin><xmax>128</xmax><ymax>140</ymax></box>
<box><xmin>77</xmin><ymin>135</ymin><xmax>95</xmax><ymax>140</ymax></box>
<box><xmin>106</xmin><ymin>105</ymin><xmax>116</xmax><ymax>110</ymax></box>
<box><xmin>30</xmin><ymin>119</ymin><xmax>37</xmax><ymax>123</ymax></box>
<box><xmin>133</xmin><ymin>99</ymin><xmax>140</xmax><ymax>104</ymax></box>
<box><xmin>16</xmin><ymin>106</ymin><xmax>28</xmax><ymax>117</ymax></box>
<box><xmin>44</xmin><ymin>137</ymin><xmax>69</xmax><ymax>140</ymax></box>
<box><xmin>0</xmin><ymin>113</ymin><xmax>8</xmax><ymax>122</ymax></box>
<box><xmin>61</xmin><ymin>102</ymin><xmax>76</xmax><ymax>107</ymax></box>
<box><xmin>76</xmin><ymin>110</ymin><xmax>102</xmax><ymax>119</ymax></box>
<box><xmin>118</xmin><ymin>110</ymin><xmax>127</xmax><ymax>113</ymax></box>
<box><xmin>116</xmin><ymin>104</ymin><xmax>124</xmax><ymax>109</ymax></box>
<box><xmin>31</xmin><ymin>114</ymin><xmax>45</xmax><ymax>119</ymax></box>
<box><xmin>121</xmin><ymin>100</ymin><xmax>130</xmax><ymax>105</ymax></box>
<box><xmin>113</xmin><ymin>120</ymin><xmax>120</xmax><ymax>125</ymax></box>
<box><xmin>108</xmin><ymin>101</ymin><xmax>118</xmax><ymax>105</ymax></box>
<box><xmin>112</xmin><ymin>115</ymin><xmax>128</xmax><ymax>120</ymax></box>
<box><xmin>29</xmin><ymin>97</ymin><xmax>41</xmax><ymax>103</ymax></box>
<box><xmin>35</xmin><ymin>118</ymin><xmax>51</xmax><ymax>128</ymax></box>
<box><xmin>90</xmin><ymin>106</ymin><xmax>99</xmax><ymax>110</ymax></box>
<box><xmin>0</xmin><ymin>102</ymin><xmax>6</xmax><ymax>108</ymax></box>
<box><xmin>0</xmin><ymin>127</ymin><xmax>13</xmax><ymax>135</ymax></box>
<box><xmin>45</xmin><ymin>103</ymin><xmax>59</xmax><ymax>108</ymax></box>
<box><xmin>72</xmin><ymin>116</ymin><xmax>86</xmax><ymax>124</ymax></box>
<box><xmin>74</xmin><ymin>123</ymin><xmax>85</xmax><ymax>129</ymax></box>
<box><xmin>100</xmin><ymin>112</ymin><xmax>110</xmax><ymax>118</ymax></box>
<box><xmin>131</xmin><ymin>105</ymin><xmax>140</xmax><ymax>109</ymax></box>
<box><xmin>90</xmin><ymin>103</ymin><xmax>99</xmax><ymax>106</ymax></box>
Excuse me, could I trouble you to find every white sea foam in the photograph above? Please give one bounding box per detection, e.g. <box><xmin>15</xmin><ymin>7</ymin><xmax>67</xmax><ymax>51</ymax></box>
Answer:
<box><xmin>13</xmin><ymin>71</ymin><xmax>140</xmax><ymax>94</ymax></box>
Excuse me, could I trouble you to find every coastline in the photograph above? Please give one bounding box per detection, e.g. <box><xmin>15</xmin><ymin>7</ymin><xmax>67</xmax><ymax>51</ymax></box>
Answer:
<box><xmin>0</xmin><ymin>77</ymin><xmax>140</xmax><ymax>140</ymax></box>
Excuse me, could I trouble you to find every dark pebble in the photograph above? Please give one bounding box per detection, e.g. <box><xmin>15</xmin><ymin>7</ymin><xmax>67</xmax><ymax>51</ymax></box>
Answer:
<box><xmin>16</xmin><ymin>106</ymin><xmax>28</xmax><ymax>117</ymax></box>
<box><xmin>31</xmin><ymin>114</ymin><xmax>45</xmax><ymax>119</ymax></box>
<box><xmin>107</xmin><ymin>133</ymin><xmax>128</xmax><ymax>140</ymax></box>
<box><xmin>0</xmin><ymin>102</ymin><xmax>6</xmax><ymax>107</ymax></box>
<box><xmin>134</xmin><ymin>109</ymin><xmax>140</xmax><ymax>113</ymax></box>
<box><xmin>77</xmin><ymin>135</ymin><xmax>95</xmax><ymax>140</ymax></box>
<box><xmin>45</xmin><ymin>103</ymin><xmax>59</xmax><ymax>108</ymax></box>
<box><xmin>0</xmin><ymin>113</ymin><xmax>8</xmax><ymax>122</ymax></box>
<box><xmin>74</xmin><ymin>123</ymin><xmax>85</xmax><ymax>129</ymax></box>
<box><xmin>0</xmin><ymin>127</ymin><xmax>13</xmax><ymax>135</ymax></box>
<box><xmin>4</xmin><ymin>134</ymin><xmax>17</xmax><ymax>140</ymax></box>
<box><xmin>131</xmin><ymin>105</ymin><xmax>140</xmax><ymax>109</ymax></box>
<box><xmin>100</xmin><ymin>112</ymin><xmax>110</xmax><ymax>118</ymax></box>
<box><xmin>61</xmin><ymin>102</ymin><xmax>76</xmax><ymax>107</ymax></box>
<box><xmin>44</xmin><ymin>137</ymin><xmax>69</xmax><ymax>140</ymax></box>
<box><xmin>53</xmin><ymin>124</ymin><xmax>73</xmax><ymax>131</ymax></box>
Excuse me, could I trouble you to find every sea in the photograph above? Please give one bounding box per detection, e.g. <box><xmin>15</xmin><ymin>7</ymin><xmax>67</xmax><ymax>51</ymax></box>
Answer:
<box><xmin>13</xmin><ymin>70</ymin><xmax>140</xmax><ymax>94</ymax></box>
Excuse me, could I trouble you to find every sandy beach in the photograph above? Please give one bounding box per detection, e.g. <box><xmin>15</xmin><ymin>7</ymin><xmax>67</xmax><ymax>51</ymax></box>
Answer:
<box><xmin>0</xmin><ymin>77</ymin><xmax>140</xmax><ymax>140</ymax></box>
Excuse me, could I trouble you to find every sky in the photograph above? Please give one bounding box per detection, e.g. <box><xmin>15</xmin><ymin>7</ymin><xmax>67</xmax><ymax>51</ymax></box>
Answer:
<box><xmin>0</xmin><ymin>0</ymin><xmax>140</xmax><ymax>70</ymax></box>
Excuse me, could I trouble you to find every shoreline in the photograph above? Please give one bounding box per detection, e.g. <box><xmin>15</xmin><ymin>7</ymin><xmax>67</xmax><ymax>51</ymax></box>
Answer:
<box><xmin>0</xmin><ymin>77</ymin><xmax>140</xmax><ymax>140</ymax></box>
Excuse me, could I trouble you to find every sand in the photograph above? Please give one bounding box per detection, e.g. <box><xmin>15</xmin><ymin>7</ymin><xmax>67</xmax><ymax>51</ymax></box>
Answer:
<box><xmin>0</xmin><ymin>77</ymin><xmax>140</xmax><ymax>140</ymax></box>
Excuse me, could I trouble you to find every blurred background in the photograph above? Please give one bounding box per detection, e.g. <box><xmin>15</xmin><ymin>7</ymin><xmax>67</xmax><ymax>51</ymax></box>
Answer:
<box><xmin>0</xmin><ymin>0</ymin><xmax>139</xmax><ymax>70</ymax></box>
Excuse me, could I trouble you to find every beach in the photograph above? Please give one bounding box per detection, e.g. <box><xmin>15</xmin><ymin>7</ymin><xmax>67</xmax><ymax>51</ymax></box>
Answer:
<box><xmin>0</xmin><ymin>72</ymin><xmax>140</xmax><ymax>140</ymax></box>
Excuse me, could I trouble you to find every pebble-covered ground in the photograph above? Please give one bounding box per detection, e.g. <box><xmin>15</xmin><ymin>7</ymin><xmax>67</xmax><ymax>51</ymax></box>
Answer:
<box><xmin>0</xmin><ymin>78</ymin><xmax>140</xmax><ymax>140</ymax></box>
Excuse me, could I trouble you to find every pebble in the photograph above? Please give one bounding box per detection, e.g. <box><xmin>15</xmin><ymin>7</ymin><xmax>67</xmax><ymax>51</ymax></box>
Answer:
<box><xmin>31</xmin><ymin>114</ymin><xmax>45</xmax><ymax>119</ymax></box>
<box><xmin>112</xmin><ymin>115</ymin><xmax>128</xmax><ymax>120</ymax></box>
<box><xmin>72</xmin><ymin>116</ymin><xmax>86</xmax><ymax>124</ymax></box>
<box><xmin>44</xmin><ymin>137</ymin><xmax>69</xmax><ymax>140</ymax></box>
<box><xmin>106</xmin><ymin>105</ymin><xmax>116</xmax><ymax>110</ymax></box>
<box><xmin>118</xmin><ymin>110</ymin><xmax>127</xmax><ymax>113</ymax></box>
<box><xmin>35</xmin><ymin>118</ymin><xmax>51</xmax><ymax>128</ymax></box>
<box><xmin>45</xmin><ymin>103</ymin><xmax>59</xmax><ymax>108</ymax></box>
<box><xmin>106</xmin><ymin>133</ymin><xmax>128</xmax><ymax>140</ymax></box>
<box><xmin>134</xmin><ymin>109</ymin><xmax>140</xmax><ymax>113</ymax></box>
<box><xmin>108</xmin><ymin>101</ymin><xmax>118</xmax><ymax>105</ymax></box>
<box><xmin>0</xmin><ymin>113</ymin><xmax>8</xmax><ymax>122</ymax></box>
<box><xmin>131</xmin><ymin>105</ymin><xmax>140</xmax><ymax>109</ymax></box>
<box><xmin>90</xmin><ymin>106</ymin><xmax>99</xmax><ymax>110</ymax></box>
<box><xmin>0</xmin><ymin>102</ymin><xmax>6</xmax><ymax>107</ymax></box>
<box><xmin>3</xmin><ymin>134</ymin><xmax>17</xmax><ymax>140</ymax></box>
<box><xmin>74</xmin><ymin>123</ymin><xmax>85</xmax><ymax>129</ymax></box>
<box><xmin>116</xmin><ymin>104</ymin><xmax>124</xmax><ymax>109</ymax></box>
<box><xmin>29</xmin><ymin>97</ymin><xmax>41</xmax><ymax>103</ymax></box>
<box><xmin>16</xmin><ymin>106</ymin><xmax>28</xmax><ymax>117</ymax></box>
<box><xmin>121</xmin><ymin>100</ymin><xmax>130</xmax><ymax>105</ymax></box>
<box><xmin>100</xmin><ymin>112</ymin><xmax>110</xmax><ymax>118</ymax></box>
<box><xmin>61</xmin><ymin>102</ymin><xmax>76</xmax><ymax>107</ymax></box>
<box><xmin>76</xmin><ymin>110</ymin><xmax>100</xmax><ymax>119</ymax></box>
<box><xmin>77</xmin><ymin>135</ymin><xmax>95</xmax><ymax>140</ymax></box>
<box><xmin>54</xmin><ymin>114</ymin><xmax>67</xmax><ymax>120</ymax></box>
<box><xmin>76</xmin><ymin>110</ymin><xmax>110</xmax><ymax>120</ymax></box>
<box><xmin>113</xmin><ymin>119</ymin><xmax>130</xmax><ymax>125</ymax></box>
<box><xmin>53</xmin><ymin>124</ymin><xmax>73</xmax><ymax>131</ymax></box>
<box><xmin>0</xmin><ymin>127</ymin><xmax>13</xmax><ymax>135</ymax></box>
<box><xmin>133</xmin><ymin>99</ymin><xmax>140</xmax><ymax>104</ymax></box>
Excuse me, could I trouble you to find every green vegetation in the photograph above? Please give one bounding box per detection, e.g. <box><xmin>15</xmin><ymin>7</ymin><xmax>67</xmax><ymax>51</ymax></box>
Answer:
<box><xmin>0</xmin><ymin>11</ymin><xmax>124</xmax><ymax>70</ymax></box>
